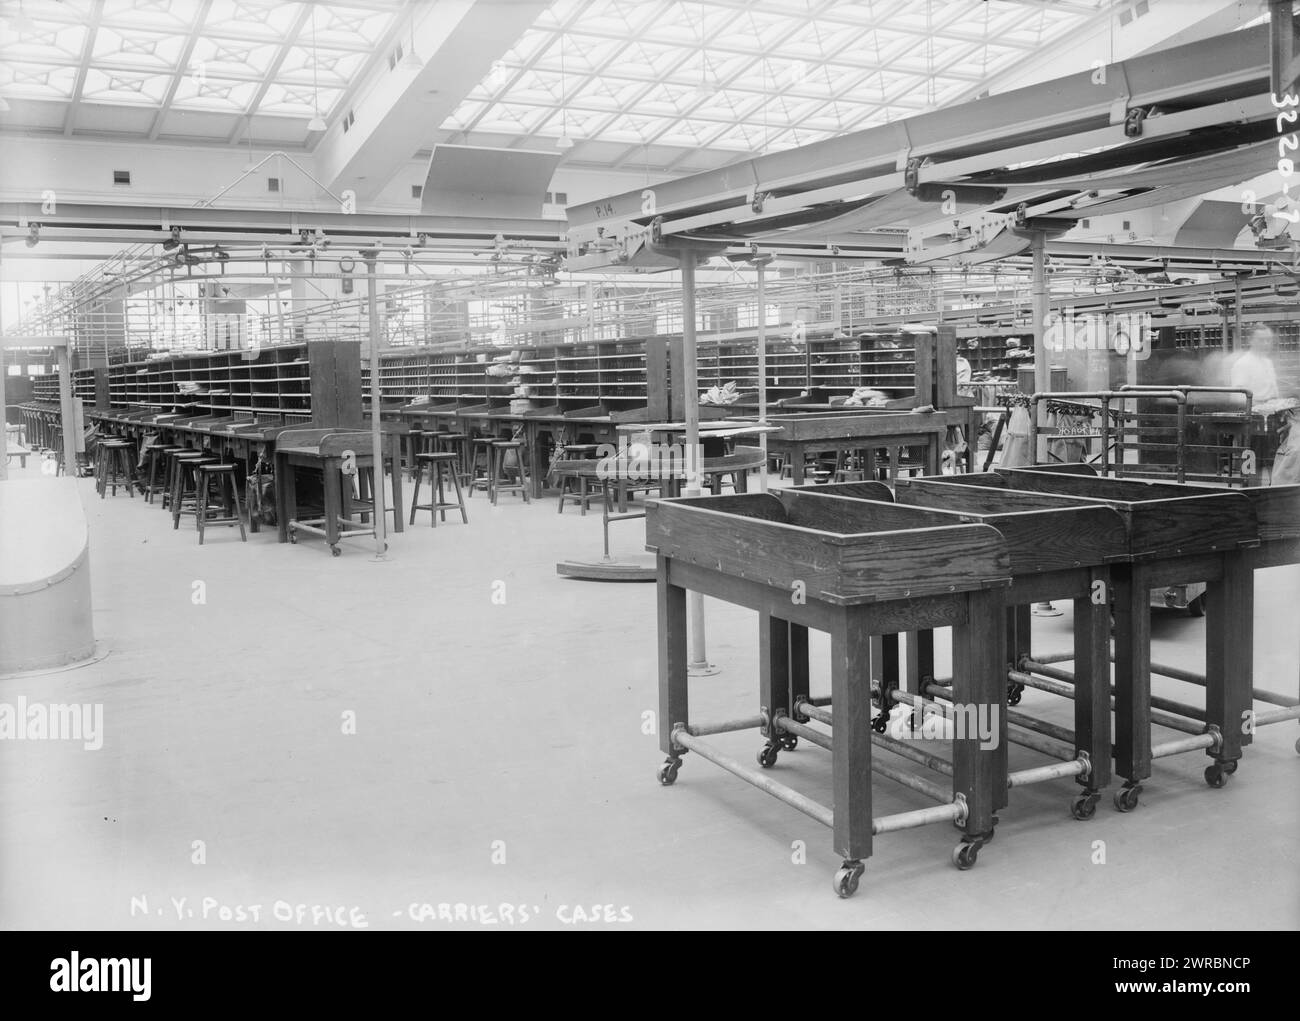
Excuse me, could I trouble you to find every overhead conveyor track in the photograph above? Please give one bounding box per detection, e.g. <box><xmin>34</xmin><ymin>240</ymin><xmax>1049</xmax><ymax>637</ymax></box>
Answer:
<box><xmin>566</xmin><ymin>21</ymin><xmax>1290</xmax><ymax>268</ymax></box>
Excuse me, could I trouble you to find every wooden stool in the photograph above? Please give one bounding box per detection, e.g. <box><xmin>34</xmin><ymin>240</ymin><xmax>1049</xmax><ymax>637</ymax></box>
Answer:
<box><xmin>557</xmin><ymin>444</ymin><xmax>601</xmax><ymax>515</ymax></box>
<box><xmin>161</xmin><ymin>448</ymin><xmax>199</xmax><ymax>511</ymax></box>
<box><xmin>409</xmin><ymin>451</ymin><xmax>468</xmax><ymax>526</ymax></box>
<box><xmin>490</xmin><ymin>440</ymin><xmax>528</xmax><ymax>504</ymax></box>
<box><xmin>97</xmin><ymin>439</ymin><xmax>137</xmax><ymax>498</ymax></box>
<box><xmin>143</xmin><ymin>444</ymin><xmax>183</xmax><ymax>503</ymax></box>
<box><xmin>469</xmin><ymin>437</ymin><xmax>495</xmax><ymax>498</ymax></box>
<box><xmin>349</xmin><ymin>463</ymin><xmax>401</xmax><ymax>527</ymax></box>
<box><xmin>195</xmin><ymin>463</ymin><xmax>247</xmax><ymax>544</ymax></box>
<box><xmin>171</xmin><ymin>455</ymin><xmax>216</xmax><ymax>529</ymax></box>
<box><xmin>705</xmin><ymin>469</ymin><xmax>746</xmax><ymax>495</ymax></box>
<box><xmin>436</xmin><ymin>432</ymin><xmax>471</xmax><ymax>486</ymax></box>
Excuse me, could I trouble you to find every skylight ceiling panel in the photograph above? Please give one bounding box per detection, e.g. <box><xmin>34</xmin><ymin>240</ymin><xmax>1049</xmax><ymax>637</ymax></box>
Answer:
<box><xmin>549</xmin><ymin>106</ymin><xmax>610</xmax><ymax>139</ymax></box>
<box><xmin>507</xmin><ymin>68</ymin><xmax>565</xmax><ymax>107</ymax></box>
<box><xmin>187</xmin><ymin>37</ymin><xmax>280</xmax><ymax>79</ymax></box>
<box><xmin>171</xmin><ymin>75</ymin><xmax>261</xmax><ymax>112</ymax></box>
<box><xmin>91</xmin><ymin>27</ymin><xmax>186</xmax><ymax>71</ymax></box>
<box><xmin>472</xmin><ymin>102</ymin><xmax>555</xmax><ymax>136</ymax></box>
<box><xmin>697</xmin><ymin>87</ymin><xmax>769</xmax><ymax>125</ymax></box>
<box><xmin>312</xmin><ymin>4</ymin><xmax>400</xmax><ymax>48</ymax></box>
<box><xmin>201</xmin><ymin>0</ymin><xmax>300</xmax><ymax>42</ymax></box>
<box><xmin>708</xmin><ymin>120</ymin><xmax>771</xmax><ymax>152</ymax></box>
<box><xmin>879</xmin><ymin>6</ymin><xmax>936</xmax><ymax>35</ymax></box>
<box><xmin>799</xmin><ymin>100</ymin><xmax>877</xmax><ymax>135</ymax></box>
<box><xmin>725</xmin><ymin>7</ymin><xmax>812</xmax><ymax>53</ymax></box>
<box><xmin>278</xmin><ymin>45</ymin><xmax>366</xmax><ymax>88</ymax></box>
<box><xmin>610</xmin><ymin>39</ymin><xmax>684</xmax><ymax>81</ymax></box>
<box><xmin>259</xmin><ymin>82</ymin><xmax>344</xmax><ymax>116</ymax></box>
<box><xmin>663</xmin><ymin>115</ymin><xmax>766</xmax><ymax>148</ymax></box>
<box><xmin>776</xmin><ymin>20</ymin><xmax>860</xmax><ymax>62</ymax></box>
<box><xmin>533</xmin><ymin>34</ymin><xmax>622</xmax><ymax>75</ymax></box>
<box><xmin>0</xmin><ymin>24</ymin><xmax>86</xmax><ymax>68</ymax></box>
<box><xmin>632</xmin><ymin>80</ymin><xmax>710</xmax><ymax>118</ymax></box>
<box><xmin>596</xmin><ymin>113</ymin><xmax>678</xmax><ymax>144</ymax></box>
<box><xmin>29</xmin><ymin>0</ymin><xmax>96</xmax><ymax>24</ymax></box>
<box><xmin>563</xmin><ymin>74</ymin><xmax>646</xmax><ymax>112</ymax></box>
<box><xmin>571</xmin><ymin>0</ymin><xmax>667</xmax><ymax>39</ymax></box>
<box><xmin>500</xmin><ymin>28</ymin><xmax>554</xmax><ymax>68</ymax></box>
<box><xmin>781</xmin><ymin>70</ymin><xmax>866</xmax><ymax>106</ymax></box>
<box><xmin>683</xmin><ymin>48</ymin><xmax>752</xmax><ymax>89</ymax></box>
<box><xmin>0</xmin><ymin>62</ymin><xmax>77</xmax><ymax>99</ymax></box>
<box><xmin>82</xmin><ymin>68</ymin><xmax>172</xmax><ymax>106</ymax></box>
<box><xmin>97</xmin><ymin>0</ymin><xmax>191</xmax><ymax>33</ymax></box>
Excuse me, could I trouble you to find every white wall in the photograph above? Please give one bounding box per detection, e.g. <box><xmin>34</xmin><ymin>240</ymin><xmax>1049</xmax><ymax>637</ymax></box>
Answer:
<box><xmin>0</xmin><ymin>135</ymin><xmax>675</xmax><ymax>214</ymax></box>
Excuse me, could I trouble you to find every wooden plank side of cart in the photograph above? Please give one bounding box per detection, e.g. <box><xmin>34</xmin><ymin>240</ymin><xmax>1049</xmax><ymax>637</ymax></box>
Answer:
<box><xmin>645</xmin><ymin>495</ymin><xmax>1008</xmax><ymax>604</ymax></box>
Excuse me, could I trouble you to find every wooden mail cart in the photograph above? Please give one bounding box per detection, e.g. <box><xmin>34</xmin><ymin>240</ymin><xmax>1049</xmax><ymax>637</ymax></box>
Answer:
<box><xmin>911</xmin><ymin>467</ymin><xmax>1299</xmax><ymax>806</ymax></box>
<box><xmin>647</xmin><ymin>491</ymin><xmax>1101</xmax><ymax>897</ymax></box>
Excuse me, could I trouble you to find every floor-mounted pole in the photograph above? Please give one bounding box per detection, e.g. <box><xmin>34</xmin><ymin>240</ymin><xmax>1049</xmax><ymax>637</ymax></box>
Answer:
<box><xmin>1030</xmin><ymin>230</ymin><xmax>1049</xmax><ymax>463</ymax></box>
<box><xmin>680</xmin><ymin>251</ymin><xmax>718</xmax><ymax>675</ymax></box>
<box><xmin>364</xmin><ymin>252</ymin><xmax>389</xmax><ymax>561</ymax></box>
<box><xmin>756</xmin><ymin>254</ymin><xmax>771</xmax><ymax>493</ymax></box>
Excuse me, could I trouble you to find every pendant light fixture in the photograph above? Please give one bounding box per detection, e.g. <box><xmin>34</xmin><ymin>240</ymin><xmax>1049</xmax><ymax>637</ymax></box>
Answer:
<box><xmin>555</xmin><ymin>30</ymin><xmax>573</xmax><ymax>150</ymax></box>
<box><xmin>401</xmin><ymin>2</ymin><xmax>422</xmax><ymax>70</ymax></box>
<box><xmin>306</xmin><ymin>5</ymin><xmax>327</xmax><ymax>133</ymax></box>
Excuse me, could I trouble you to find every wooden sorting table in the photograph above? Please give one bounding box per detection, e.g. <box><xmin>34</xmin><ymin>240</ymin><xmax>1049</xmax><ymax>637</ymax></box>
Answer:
<box><xmin>648</xmin><ymin>489</ymin><xmax>1022</xmax><ymax>896</ymax></box>
<box><xmin>911</xmin><ymin>466</ymin><xmax>1300</xmax><ymax>804</ymax></box>
<box><xmin>796</xmin><ymin>479</ymin><xmax>1128</xmax><ymax>819</ymax></box>
<box><xmin>274</xmin><ymin>428</ymin><xmax>404</xmax><ymax>556</ymax></box>
<box><xmin>754</xmin><ymin>409</ymin><xmax>965</xmax><ymax>484</ymax></box>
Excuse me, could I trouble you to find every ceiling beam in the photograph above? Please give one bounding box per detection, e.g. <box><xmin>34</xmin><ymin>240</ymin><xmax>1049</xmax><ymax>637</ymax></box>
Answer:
<box><xmin>146</xmin><ymin>0</ymin><xmax>215</xmax><ymax>143</ymax></box>
<box><xmin>226</xmin><ymin>3</ymin><xmax>315</xmax><ymax>146</ymax></box>
<box><xmin>61</xmin><ymin>2</ymin><xmax>104</xmax><ymax>137</ymax></box>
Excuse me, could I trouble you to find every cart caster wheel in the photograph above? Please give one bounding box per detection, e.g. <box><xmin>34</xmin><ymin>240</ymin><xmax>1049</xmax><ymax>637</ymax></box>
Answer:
<box><xmin>1295</xmin><ymin>736</ymin><xmax>1300</xmax><ymax>756</ymax></box>
<box><xmin>833</xmin><ymin>860</ymin><xmax>864</xmax><ymax>898</ymax></box>
<box><xmin>1188</xmin><ymin>594</ymin><xmax>1205</xmax><ymax>617</ymax></box>
<box><xmin>778</xmin><ymin>734</ymin><xmax>798</xmax><ymax>752</ymax></box>
<box><xmin>952</xmin><ymin>842</ymin><xmax>980</xmax><ymax>870</ymax></box>
<box><xmin>1204</xmin><ymin>764</ymin><xmax>1229</xmax><ymax>788</ymax></box>
<box><xmin>330</xmin><ymin>546</ymin><xmax>341</xmax><ymax>557</ymax></box>
<box><xmin>1114</xmin><ymin>785</ymin><xmax>1141</xmax><ymax>812</ymax></box>
<box><xmin>1070</xmin><ymin>794</ymin><xmax>1098</xmax><ymax>820</ymax></box>
<box><xmin>757</xmin><ymin>743</ymin><xmax>779</xmax><ymax>769</ymax></box>
<box><xmin>288</xmin><ymin>533</ymin><xmax>297</xmax><ymax>544</ymax></box>
<box><xmin>656</xmin><ymin>759</ymin><xmax>681</xmax><ymax>786</ymax></box>
<box><xmin>871</xmin><ymin>713</ymin><xmax>888</xmax><ymax>734</ymax></box>
<box><xmin>1007</xmin><ymin>682</ymin><xmax>1023</xmax><ymax>707</ymax></box>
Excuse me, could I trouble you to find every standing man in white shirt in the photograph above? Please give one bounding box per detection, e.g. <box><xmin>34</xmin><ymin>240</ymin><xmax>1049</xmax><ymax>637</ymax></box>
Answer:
<box><xmin>1230</xmin><ymin>326</ymin><xmax>1281</xmax><ymax>402</ymax></box>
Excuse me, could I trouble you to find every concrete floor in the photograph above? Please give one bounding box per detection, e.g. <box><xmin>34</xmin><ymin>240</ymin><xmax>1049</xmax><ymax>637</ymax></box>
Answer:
<box><xmin>1</xmin><ymin>455</ymin><xmax>1297</xmax><ymax>930</ymax></box>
